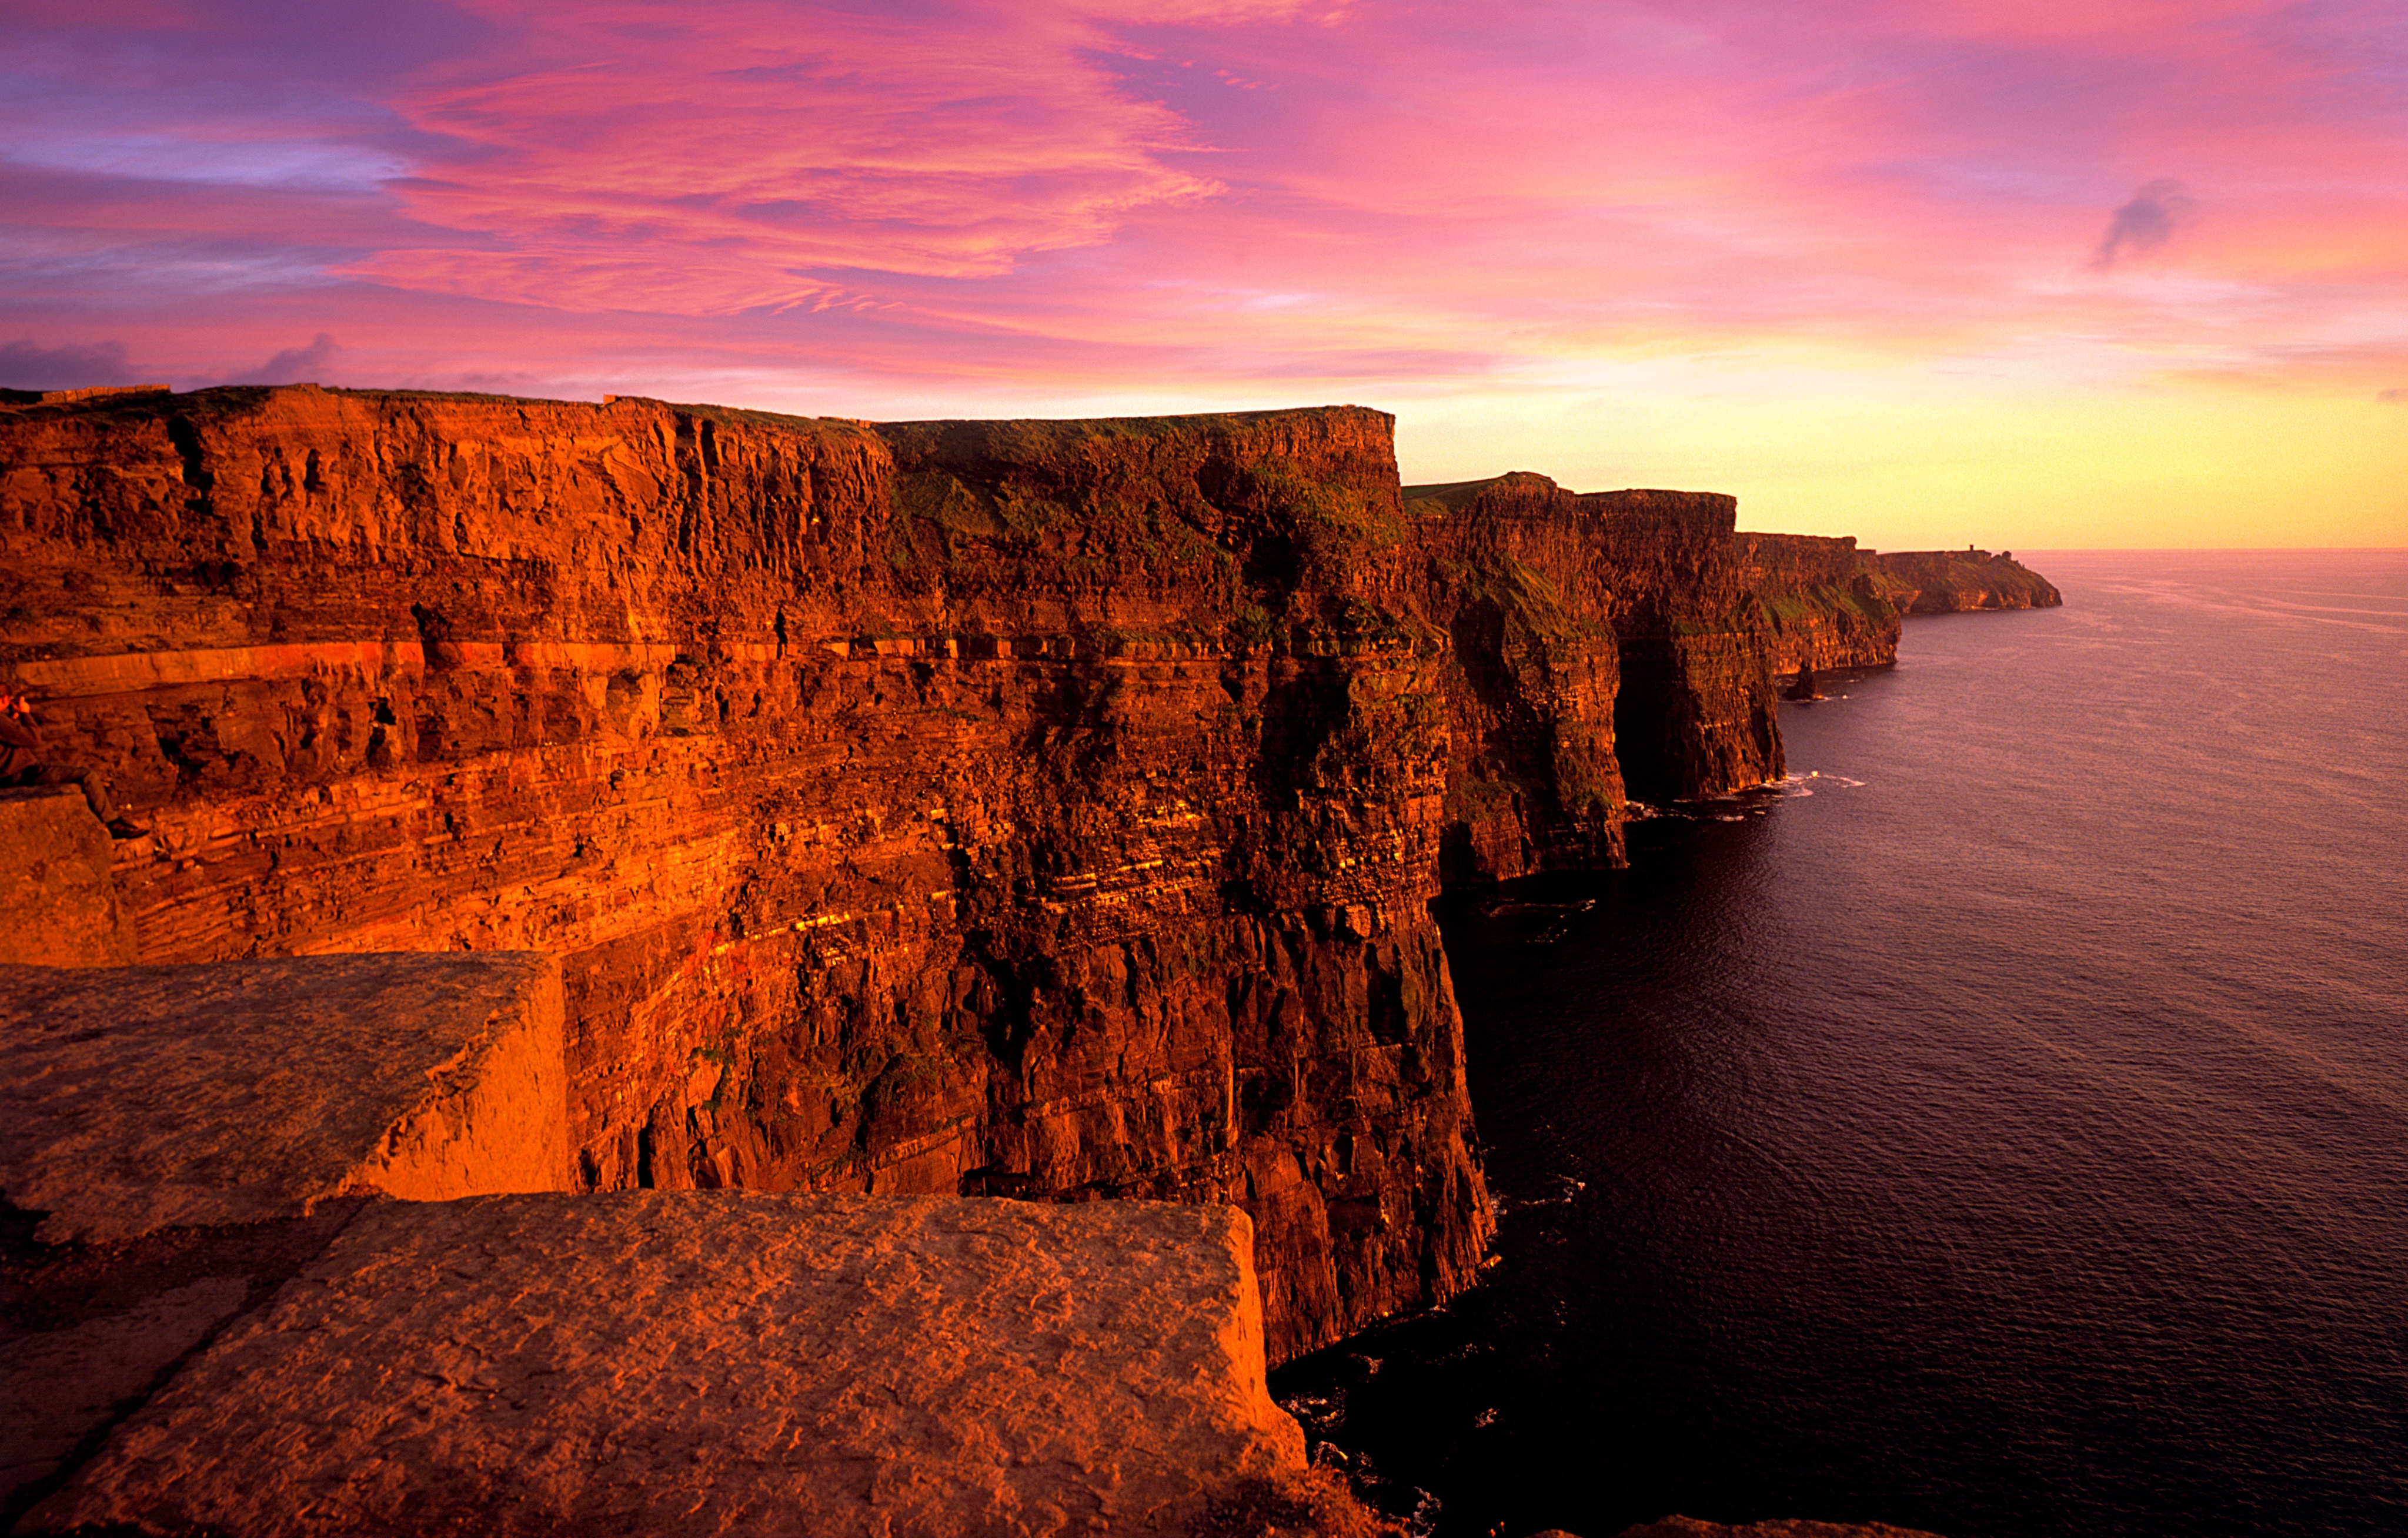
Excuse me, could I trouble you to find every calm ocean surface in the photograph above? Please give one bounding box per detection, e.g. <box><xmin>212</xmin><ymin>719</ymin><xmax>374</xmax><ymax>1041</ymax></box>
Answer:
<box><xmin>1274</xmin><ymin>550</ymin><xmax>2408</xmax><ymax>1538</ymax></box>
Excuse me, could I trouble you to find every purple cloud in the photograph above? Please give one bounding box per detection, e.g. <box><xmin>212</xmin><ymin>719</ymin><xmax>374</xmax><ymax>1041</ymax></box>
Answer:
<box><xmin>2090</xmin><ymin>178</ymin><xmax>2197</xmax><ymax>270</ymax></box>
<box><xmin>235</xmin><ymin>332</ymin><xmax>342</xmax><ymax>385</ymax></box>
<box><xmin>0</xmin><ymin>338</ymin><xmax>139</xmax><ymax>390</ymax></box>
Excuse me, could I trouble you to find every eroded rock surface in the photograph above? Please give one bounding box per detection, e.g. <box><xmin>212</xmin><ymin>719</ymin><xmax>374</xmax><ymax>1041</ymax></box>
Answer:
<box><xmin>0</xmin><ymin>951</ymin><xmax>569</xmax><ymax>1242</ymax></box>
<box><xmin>0</xmin><ymin>787</ymin><xmax>134</xmax><ymax>965</ymax></box>
<box><xmin>27</xmin><ymin>1191</ymin><xmax>1305</xmax><ymax>1538</ymax></box>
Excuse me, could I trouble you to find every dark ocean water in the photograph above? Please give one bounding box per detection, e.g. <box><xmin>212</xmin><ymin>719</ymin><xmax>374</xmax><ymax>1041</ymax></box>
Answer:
<box><xmin>1273</xmin><ymin>550</ymin><xmax>2408</xmax><ymax>1538</ymax></box>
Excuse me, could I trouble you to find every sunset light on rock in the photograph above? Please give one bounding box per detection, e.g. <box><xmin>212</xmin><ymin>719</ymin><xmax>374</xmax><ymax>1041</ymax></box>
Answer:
<box><xmin>5</xmin><ymin>0</ymin><xmax>2401</xmax><ymax>546</ymax></box>
<box><xmin>7</xmin><ymin>8</ymin><xmax>2408</xmax><ymax>1538</ymax></box>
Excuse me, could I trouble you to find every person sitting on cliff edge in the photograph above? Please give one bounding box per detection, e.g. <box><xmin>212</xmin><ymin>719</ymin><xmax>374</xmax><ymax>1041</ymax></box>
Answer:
<box><xmin>0</xmin><ymin>690</ymin><xmax>145</xmax><ymax>839</ymax></box>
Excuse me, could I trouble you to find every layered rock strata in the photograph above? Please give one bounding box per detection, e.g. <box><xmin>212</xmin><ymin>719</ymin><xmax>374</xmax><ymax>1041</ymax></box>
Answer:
<box><xmin>24</xmin><ymin>1191</ymin><xmax>1305</xmax><ymax>1538</ymax></box>
<box><xmin>0</xmin><ymin>388</ymin><xmax>1796</xmax><ymax>1358</ymax></box>
<box><xmin>1</xmin><ymin>388</ymin><xmax>1486</xmax><ymax>1360</ymax></box>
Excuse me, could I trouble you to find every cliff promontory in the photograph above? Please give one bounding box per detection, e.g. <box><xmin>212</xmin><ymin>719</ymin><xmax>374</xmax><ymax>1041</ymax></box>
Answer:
<box><xmin>1738</xmin><ymin>535</ymin><xmax>2062</xmax><ymax>679</ymax></box>
<box><xmin>1865</xmin><ymin>548</ymin><xmax>2062</xmax><ymax>614</ymax></box>
<box><xmin>1</xmin><ymin>387</ymin><xmax>1908</xmax><ymax>1360</ymax></box>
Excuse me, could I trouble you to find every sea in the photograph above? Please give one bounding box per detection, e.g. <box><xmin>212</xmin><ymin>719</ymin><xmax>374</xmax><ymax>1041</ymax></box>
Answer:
<box><xmin>1271</xmin><ymin>549</ymin><xmax>2408</xmax><ymax>1538</ymax></box>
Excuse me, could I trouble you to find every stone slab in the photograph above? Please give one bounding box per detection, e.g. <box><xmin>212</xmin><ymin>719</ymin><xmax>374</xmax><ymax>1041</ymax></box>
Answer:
<box><xmin>1</xmin><ymin>1274</ymin><xmax>248</xmax><ymax>1517</ymax></box>
<box><xmin>0</xmin><ymin>1202</ymin><xmax>369</xmax><ymax>1528</ymax></box>
<box><xmin>28</xmin><ymin>1191</ymin><xmax>1307</xmax><ymax>1536</ymax></box>
<box><xmin>0</xmin><ymin>787</ymin><xmax>133</xmax><ymax>967</ymax></box>
<box><xmin>0</xmin><ymin>952</ymin><xmax>570</xmax><ymax>1243</ymax></box>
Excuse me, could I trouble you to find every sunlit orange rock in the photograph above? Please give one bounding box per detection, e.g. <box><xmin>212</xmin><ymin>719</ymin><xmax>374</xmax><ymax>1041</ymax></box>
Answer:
<box><xmin>0</xmin><ymin>952</ymin><xmax>570</xmax><ymax>1243</ymax></box>
<box><xmin>0</xmin><ymin>787</ymin><xmax>135</xmax><ymax>964</ymax></box>
<box><xmin>25</xmin><ymin>1191</ymin><xmax>1307</xmax><ymax>1537</ymax></box>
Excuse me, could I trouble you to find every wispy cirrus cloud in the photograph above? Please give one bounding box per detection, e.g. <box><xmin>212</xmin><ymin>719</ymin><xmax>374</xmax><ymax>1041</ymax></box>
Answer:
<box><xmin>354</xmin><ymin>2</ymin><xmax>1311</xmax><ymax>310</ymax></box>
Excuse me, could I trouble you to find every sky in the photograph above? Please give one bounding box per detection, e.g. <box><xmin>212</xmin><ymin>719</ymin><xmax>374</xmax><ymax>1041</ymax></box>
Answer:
<box><xmin>4</xmin><ymin>0</ymin><xmax>2403</xmax><ymax>549</ymax></box>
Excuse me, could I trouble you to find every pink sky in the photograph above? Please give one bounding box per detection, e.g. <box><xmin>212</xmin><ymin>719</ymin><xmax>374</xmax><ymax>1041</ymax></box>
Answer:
<box><xmin>5</xmin><ymin>0</ymin><xmax>2402</xmax><ymax>546</ymax></box>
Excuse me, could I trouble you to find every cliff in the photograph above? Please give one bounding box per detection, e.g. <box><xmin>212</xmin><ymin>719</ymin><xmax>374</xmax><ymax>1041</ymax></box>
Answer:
<box><xmin>1864</xmin><ymin>549</ymin><xmax>2062</xmax><ymax>614</ymax></box>
<box><xmin>1735</xmin><ymin>534</ymin><xmax>1905</xmax><ymax>676</ymax></box>
<box><xmin>0</xmin><ymin>387</ymin><xmax>1786</xmax><ymax>1360</ymax></box>
<box><xmin>1411</xmin><ymin>474</ymin><xmax>1780</xmax><ymax>858</ymax></box>
<box><xmin>1737</xmin><ymin>537</ymin><xmax>2063</xmax><ymax>682</ymax></box>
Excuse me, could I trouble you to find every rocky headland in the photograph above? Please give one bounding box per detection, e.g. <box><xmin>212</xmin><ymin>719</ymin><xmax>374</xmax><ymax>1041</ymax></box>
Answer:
<box><xmin>1738</xmin><ymin>533</ymin><xmax>2060</xmax><ymax>680</ymax></box>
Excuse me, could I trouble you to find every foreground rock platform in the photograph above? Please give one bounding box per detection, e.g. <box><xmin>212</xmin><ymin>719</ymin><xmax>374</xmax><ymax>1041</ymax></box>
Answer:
<box><xmin>0</xmin><ymin>952</ymin><xmax>570</xmax><ymax>1243</ymax></box>
<box><xmin>23</xmin><ymin>1191</ymin><xmax>1306</xmax><ymax>1537</ymax></box>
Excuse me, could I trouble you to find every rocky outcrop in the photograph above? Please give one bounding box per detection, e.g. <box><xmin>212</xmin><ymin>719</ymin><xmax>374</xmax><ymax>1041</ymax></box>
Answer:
<box><xmin>24</xmin><ymin>1191</ymin><xmax>1308</xmax><ymax>1537</ymax></box>
<box><xmin>0</xmin><ymin>952</ymin><xmax>570</xmax><ymax>1242</ymax></box>
<box><xmin>0</xmin><ymin>388</ymin><xmax>1794</xmax><ymax>1360</ymax></box>
<box><xmin>1864</xmin><ymin>549</ymin><xmax>2061</xmax><ymax>614</ymax></box>
<box><xmin>0</xmin><ymin>787</ymin><xmax>135</xmax><ymax>964</ymax></box>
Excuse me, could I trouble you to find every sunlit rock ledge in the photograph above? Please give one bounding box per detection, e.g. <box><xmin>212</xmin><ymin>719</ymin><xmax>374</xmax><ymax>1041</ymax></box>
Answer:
<box><xmin>1</xmin><ymin>951</ymin><xmax>1311</xmax><ymax>1535</ymax></box>
<box><xmin>15</xmin><ymin>1191</ymin><xmax>1304</xmax><ymax>1536</ymax></box>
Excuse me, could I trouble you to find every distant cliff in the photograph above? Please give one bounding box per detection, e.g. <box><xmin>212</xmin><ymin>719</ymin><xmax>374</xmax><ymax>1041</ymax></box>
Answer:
<box><xmin>1</xmin><ymin>387</ymin><xmax>1816</xmax><ymax>1359</ymax></box>
<box><xmin>1414</xmin><ymin>475</ymin><xmax>1779</xmax><ymax>859</ymax></box>
<box><xmin>1739</xmin><ymin>535</ymin><xmax>2062</xmax><ymax>678</ymax></box>
<box><xmin>1866</xmin><ymin>548</ymin><xmax>2062</xmax><ymax>614</ymax></box>
<box><xmin>1737</xmin><ymin>533</ymin><xmax>1904</xmax><ymax>676</ymax></box>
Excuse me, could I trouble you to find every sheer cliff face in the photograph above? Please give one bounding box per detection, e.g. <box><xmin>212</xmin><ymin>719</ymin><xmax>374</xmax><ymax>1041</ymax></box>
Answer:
<box><xmin>0</xmin><ymin>390</ymin><xmax>1786</xmax><ymax>1359</ymax></box>
<box><xmin>0</xmin><ymin>388</ymin><xmax>1489</xmax><ymax>1360</ymax></box>
<box><xmin>1404</xmin><ymin>473</ymin><xmax>1787</xmax><ymax>852</ymax></box>
<box><xmin>1585</xmin><ymin>488</ymin><xmax>1785</xmax><ymax>804</ymax></box>
<box><xmin>1408</xmin><ymin>474</ymin><xmax>1627</xmax><ymax>883</ymax></box>
<box><xmin>1737</xmin><ymin>533</ymin><xmax>1906</xmax><ymax>674</ymax></box>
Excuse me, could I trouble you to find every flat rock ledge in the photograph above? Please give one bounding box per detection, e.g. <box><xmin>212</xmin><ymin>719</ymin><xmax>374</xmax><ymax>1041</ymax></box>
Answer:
<box><xmin>0</xmin><ymin>952</ymin><xmax>572</xmax><ymax>1244</ymax></box>
<box><xmin>22</xmin><ymin>1190</ymin><xmax>1307</xmax><ymax>1537</ymax></box>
